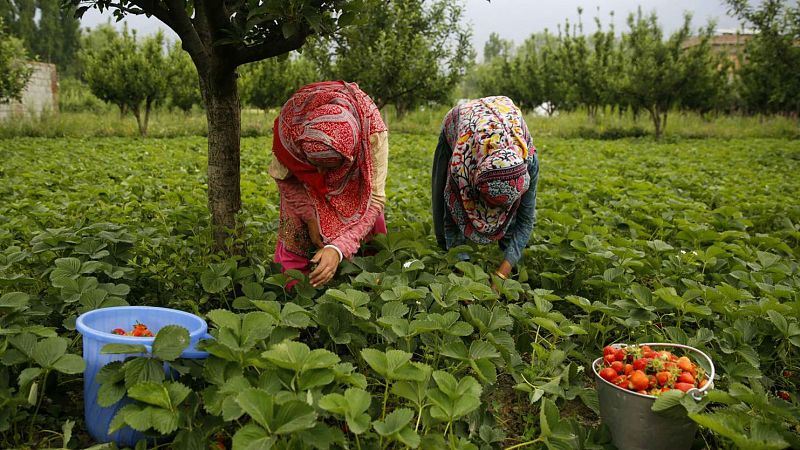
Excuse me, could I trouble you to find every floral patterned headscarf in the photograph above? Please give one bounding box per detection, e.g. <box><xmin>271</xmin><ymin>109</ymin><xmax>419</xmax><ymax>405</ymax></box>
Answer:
<box><xmin>444</xmin><ymin>96</ymin><xmax>532</xmax><ymax>244</ymax></box>
<box><xmin>273</xmin><ymin>81</ymin><xmax>386</xmax><ymax>247</ymax></box>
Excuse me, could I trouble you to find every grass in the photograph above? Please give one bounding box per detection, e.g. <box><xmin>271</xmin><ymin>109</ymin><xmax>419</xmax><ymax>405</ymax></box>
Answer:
<box><xmin>1</xmin><ymin>104</ymin><xmax>797</xmax><ymax>140</ymax></box>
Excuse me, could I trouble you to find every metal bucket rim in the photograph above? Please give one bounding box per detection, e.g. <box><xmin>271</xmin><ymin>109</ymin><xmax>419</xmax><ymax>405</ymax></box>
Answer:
<box><xmin>593</xmin><ymin>342</ymin><xmax>716</xmax><ymax>401</ymax></box>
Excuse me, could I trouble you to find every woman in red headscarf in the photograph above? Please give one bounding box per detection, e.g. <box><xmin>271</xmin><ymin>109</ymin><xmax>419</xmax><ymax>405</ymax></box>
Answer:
<box><xmin>270</xmin><ymin>81</ymin><xmax>388</xmax><ymax>287</ymax></box>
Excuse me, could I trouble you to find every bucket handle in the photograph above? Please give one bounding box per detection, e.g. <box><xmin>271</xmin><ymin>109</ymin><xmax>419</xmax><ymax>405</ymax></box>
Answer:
<box><xmin>140</xmin><ymin>332</ymin><xmax>214</xmax><ymax>359</ymax></box>
<box><xmin>606</xmin><ymin>342</ymin><xmax>715</xmax><ymax>401</ymax></box>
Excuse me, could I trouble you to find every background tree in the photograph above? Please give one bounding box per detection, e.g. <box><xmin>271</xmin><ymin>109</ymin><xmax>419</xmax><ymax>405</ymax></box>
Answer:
<box><xmin>314</xmin><ymin>0</ymin><xmax>473</xmax><ymax>115</ymax></box>
<box><xmin>239</xmin><ymin>53</ymin><xmax>318</xmax><ymax>112</ymax></box>
<box><xmin>483</xmin><ymin>31</ymin><xmax>512</xmax><ymax>61</ymax></box>
<box><xmin>618</xmin><ymin>11</ymin><xmax>718</xmax><ymax>138</ymax></box>
<box><xmin>66</xmin><ymin>0</ymin><xmax>362</xmax><ymax>251</ymax></box>
<box><xmin>726</xmin><ymin>0</ymin><xmax>800</xmax><ymax>116</ymax></box>
<box><xmin>166</xmin><ymin>42</ymin><xmax>203</xmax><ymax>113</ymax></box>
<box><xmin>471</xmin><ymin>33</ymin><xmax>518</xmax><ymax>102</ymax></box>
<box><xmin>0</xmin><ymin>17</ymin><xmax>32</xmax><ymax>103</ymax></box>
<box><xmin>0</xmin><ymin>0</ymin><xmax>81</xmax><ymax>75</ymax></box>
<box><xmin>677</xmin><ymin>23</ymin><xmax>731</xmax><ymax>116</ymax></box>
<box><xmin>80</xmin><ymin>26</ymin><xmax>168</xmax><ymax>136</ymax></box>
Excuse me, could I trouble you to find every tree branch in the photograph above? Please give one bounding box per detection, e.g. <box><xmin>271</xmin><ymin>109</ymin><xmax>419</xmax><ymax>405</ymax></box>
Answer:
<box><xmin>127</xmin><ymin>0</ymin><xmax>208</xmax><ymax>72</ymax></box>
<box><xmin>234</xmin><ymin>26</ymin><xmax>312</xmax><ymax>67</ymax></box>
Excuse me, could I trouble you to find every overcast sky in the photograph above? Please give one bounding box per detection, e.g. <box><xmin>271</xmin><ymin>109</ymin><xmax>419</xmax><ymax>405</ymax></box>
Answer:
<box><xmin>81</xmin><ymin>0</ymin><xmax>744</xmax><ymax>52</ymax></box>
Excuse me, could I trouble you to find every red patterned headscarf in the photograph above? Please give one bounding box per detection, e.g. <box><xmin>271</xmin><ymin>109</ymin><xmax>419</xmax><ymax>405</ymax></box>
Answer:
<box><xmin>273</xmin><ymin>81</ymin><xmax>386</xmax><ymax>245</ymax></box>
<box><xmin>445</xmin><ymin>96</ymin><xmax>532</xmax><ymax>244</ymax></box>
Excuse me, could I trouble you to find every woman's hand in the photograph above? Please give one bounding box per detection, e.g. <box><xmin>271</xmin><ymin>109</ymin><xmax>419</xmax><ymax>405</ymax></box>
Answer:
<box><xmin>495</xmin><ymin>260</ymin><xmax>513</xmax><ymax>279</ymax></box>
<box><xmin>309</xmin><ymin>247</ymin><xmax>340</xmax><ymax>287</ymax></box>
<box><xmin>491</xmin><ymin>260</ymin><xmax>513</xmax><ymax>292</ymax></box>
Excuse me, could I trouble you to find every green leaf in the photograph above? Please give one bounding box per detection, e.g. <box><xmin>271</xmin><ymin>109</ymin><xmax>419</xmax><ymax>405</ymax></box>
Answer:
<box><xmin>128</xmin><ymin>381</ymin><xmax>172</xmax><ymax>409</ymax></box>
<box><xmin>32</xmin><ymin>336</ymin><xmax>68</xmax><ymax>368</ymax></box>
<box><xmin>262</xmin><ymin>340</ymin><xmax>339</xmax><ymax>372</ymax></box>
<box><xmin>124</xmin><ymin>357</ymin><xmax>165</xmax><ymax>388</ymax></box>
<box><xmin>18</xmin><ymin>367</ymin><xmax>42</xmax><ymax>388</ymax></box>
<box><xmin>108</xmin><ymin>404</ymin><xmax>141</xmax><ymax>434</ymax></box>
<box><xmin>97</xmin><ymin>379</ymin><xmax>126</xmax><ymax>407</ymax></box>
<box><xmin>152</xmin><ymin>325</ymin><xmax>190</xmax><ymax>361</ymax></box>
<box><xmin>373</xmin><ymin>408</ymin><xmax>414</xmax><ymax>435</ymax></box>
<box><xmin>50</xmin><ymin>257</ymin><xmax>81</xmax><ymax>284</ymax></box>
<box><xmin>280</xmin><ymin>302</ymin><xmax>311</xmax><ymax>328</ymax></box>
<box><xmin>201</xmin><ymin>263</ymin><xmax>232</xmax><ymax>293</ymax></box>
<box><xmin>165</xmin><ymin>381</ymin><xmax>192</xmax><ymax>406</ymax></box>
<box><xmin>237</xmin><ymin>388</ymin><xmax>274</xmax><ymax>430</ymax></box>
<box><xmin>9</xmin><ymin>332</ymin><xmax>37</xmax><ymax>357</ymax></box>
<box><xmin>272</xmin><ymin>400</ymin><xmax>316</xmax><ymax>434</ymax></box>
<box><xmin>232</xmin><ymin>423</ymin><xmax>274</xmax><ymax>450</ymax></box>
<box><xmin>651</xmin><ymin>389</ymin><xmax>692</xmax><ymax>419</ymax></box>
<box><xmin>52</xmin><ymin>354</ymin><xmax>85</xmax><ymax>374</ymax></box>
<box><xmin>207</xmin><ymin>309</ymin><xmax>240</xmax><ymax>332</ymax></box>
<box><xmin>150</xmin><ymin>408</ymin><xmax>180</xmax><ymax>434</ymax></box>
<box><xmin>242</xmin><ymin>312</ymin><xmax>275</xmax><ymax>347</ymax></box>
<box><xmin>320</xmin><ymin>388</ymin><xmax>371</xmax><ymax>435</ymax></box>
<box><xmin>766</xmin><ymin>310</ymin><xmax>789</xmax><ymax>335</ymax></box>
<box><xmin>101</xmin><ymin>343</ymin><xmax>149</xmax><ymax>355</ymax></box>
<box><xmin>0</xmin><ymin>291</ymin><xmax>29</xmax><ymax>311</ymax></box>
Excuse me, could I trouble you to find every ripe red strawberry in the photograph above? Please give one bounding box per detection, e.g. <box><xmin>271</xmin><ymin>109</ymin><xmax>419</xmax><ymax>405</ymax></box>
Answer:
<box><xmin>678</xmin><ymin>372</ymin><xmax>695</xmax><ymax>385</ymax></box>
<box><xmin>599</xmin><ymin>368</ymin><xmax>617</xmax><ymax>382</ymax></box>
<box><xmin>629</xmin><ymin>370</ymin><xmax>649</xmax><ymax>391</ymax></box>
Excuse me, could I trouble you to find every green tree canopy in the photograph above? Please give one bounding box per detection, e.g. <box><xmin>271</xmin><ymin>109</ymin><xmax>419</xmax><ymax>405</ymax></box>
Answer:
<box><xmin>80</xmin><ymin>25</ymin><xmax>168</xmax><ymax>136</ymax></box>
<box><xmin>619</xmin><ymin>10</ymin><xmax>720</xmax><ymax>138</ymax></box>
<box><xmin>166</xmin><ymin>42</ymin><xmax>203</xmax><ymax>113</ymax></box>
<box><xmin>0</xmin><ymin>0</ymin><xmax>80</xmax><ymax>75</ymax></box>
<box><xmin>0</xmin><ymin>17</ymin><xmax>32</xmax><ymax>103</ymax></box>
<box><xmin>314</xmin><ymin>0</ymin><xmax>473</xmax><ymax>114</ymax></box>
<box><xmin>726</xmin><ymin>0</ymin><xmax>800</xmax><ymax>115</ymax></box>
<box><xmin>239</xmin><ymin>53</ymin><xmax>318</xmax><ymax>112</ymax></box>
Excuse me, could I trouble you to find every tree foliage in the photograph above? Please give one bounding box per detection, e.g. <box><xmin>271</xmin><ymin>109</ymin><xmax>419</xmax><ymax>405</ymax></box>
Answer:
<box><xmin>0</xmin><ymin>0</ymin><xmax>81</xmax><ymax>75</ymax></box>
<box><xmin>239</xmin><ymin>53</ymin><xmax>318</xmax><ymax>112</ymax></box>
<box><xmin>166</xmin><ymin>42</ymin><xmax>203</xmax><ymax>113</ymax></box>
<box><xmin>0</xmin><ymin>17</ymin><xmax>31</xmax><ymax>103</ymax></box>
<box><xmin>620</xmin><ymin>9</ymin><xmax>713</xmax><ymax>137</ymax></box>
<box><xmin>313</xmin><ymin>0</ymin><xmax>473</xmax><ymax>114</ymax></box>
<box><xmin>726</xmin><ymin>0</ymin><xmax>800</xmax><ymax>115</ymax></box>
<box><xmin>80</xmin><ymin>25</ymin><xmax>168</xmax><ymax>136</ymax></box>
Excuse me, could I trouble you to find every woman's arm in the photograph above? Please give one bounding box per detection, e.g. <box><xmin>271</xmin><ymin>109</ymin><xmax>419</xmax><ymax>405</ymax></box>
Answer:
<box><xmin>499</xmin><ymin>154</ymin><xmax>540</xmax><ymax>267</ymax></box>
<box><xmin>431</xmin><ymin>130</ymin><xmax>452</xmax><ymax>250</ymax></box>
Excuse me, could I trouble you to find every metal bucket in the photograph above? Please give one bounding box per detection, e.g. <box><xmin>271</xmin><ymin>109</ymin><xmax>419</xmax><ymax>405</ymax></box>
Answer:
<box><xmin>592</xmin><ymin>343</ymin><xmax>715</xmax><ymax>450</ymax></box>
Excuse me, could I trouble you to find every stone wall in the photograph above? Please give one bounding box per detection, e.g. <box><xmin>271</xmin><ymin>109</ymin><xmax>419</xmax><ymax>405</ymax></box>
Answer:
<box><xmin>0</xmin><ymin>62</ymin><xmax>59</xmax><ymax>120</ymax></box>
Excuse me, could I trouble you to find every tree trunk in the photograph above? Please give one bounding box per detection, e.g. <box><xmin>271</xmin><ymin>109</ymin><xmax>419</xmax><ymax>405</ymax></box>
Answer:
<box><xmin>132</xmin><ymin>104</ymin><xmax>146</xmax><ymax>137</ymax></box>
<box><xmin>201</xmin><ymin>66</ymin><xmax>242</xmax><ymax>252</ymax></box>
<box><xmin>648</xmin><ymin>107</ymin><xmax>662</xmax><ymax>139</ymax></box>
<box><xmin>143</xmin><ymin>97</ymin><xmax>153</xmax><ymax>137</ymax></box>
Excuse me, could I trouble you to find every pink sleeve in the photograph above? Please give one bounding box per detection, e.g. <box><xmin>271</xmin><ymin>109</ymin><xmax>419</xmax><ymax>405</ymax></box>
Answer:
<box><xmin>330</xmin><ymin>202</ymin><xmax>383</xmax><ymax>259</ymax></box>
<box><xmin>276</xmin><ymin>178</ymin><xmax>316</xmax><ymax>222</ymax></box>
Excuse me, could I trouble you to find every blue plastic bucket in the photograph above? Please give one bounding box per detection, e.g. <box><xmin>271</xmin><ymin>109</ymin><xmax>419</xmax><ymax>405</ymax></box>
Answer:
<box><xmin>76</xmin><ymin>306</ymin><xmax>212</xmax><ymax>447</ymax></box>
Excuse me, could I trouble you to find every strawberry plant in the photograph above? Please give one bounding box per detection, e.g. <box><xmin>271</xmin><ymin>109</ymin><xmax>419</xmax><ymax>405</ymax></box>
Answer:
<box><xmin>1</xmin><ymin>135</ymin><xmax>799</xmax><ymax>448</ymax></box>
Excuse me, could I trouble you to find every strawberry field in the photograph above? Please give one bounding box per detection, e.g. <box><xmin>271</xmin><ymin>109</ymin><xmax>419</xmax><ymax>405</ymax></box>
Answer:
<box><xmin>1</xmin><ymin>134</ymin><xmax>799</xmax><ymax>449</ymax></box>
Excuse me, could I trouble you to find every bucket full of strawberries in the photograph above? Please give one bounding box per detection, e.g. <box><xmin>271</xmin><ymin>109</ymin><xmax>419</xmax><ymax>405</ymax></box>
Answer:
<box><xmin>592</xmin><ymin>343</ymin><xmax>715</xmax><ymax>450</ymax></box>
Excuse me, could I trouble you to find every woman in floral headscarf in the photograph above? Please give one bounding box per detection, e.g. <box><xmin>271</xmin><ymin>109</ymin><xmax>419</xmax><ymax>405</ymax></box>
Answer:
<box><xmin>270</xmin><ymin>81</ymin><xmax>388</xmax><ymax>287</ymax></box>
<box><xmin>431</xmin><ymin>96</ymin><xmax>539</xmax><ymax>281</ymax></box>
